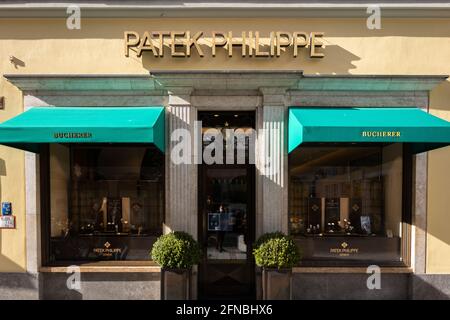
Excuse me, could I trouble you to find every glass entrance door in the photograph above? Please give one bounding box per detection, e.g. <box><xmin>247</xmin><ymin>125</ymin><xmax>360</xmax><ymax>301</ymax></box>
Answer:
<box><xmin>198</xmin><ymin>111</ymin><xmax>255</xmax><ymax>300</ymax></box>
<box><xmin>204</xmin><ymin>167</ymin><xmax>249</xmax><ymax>260</ymax></box>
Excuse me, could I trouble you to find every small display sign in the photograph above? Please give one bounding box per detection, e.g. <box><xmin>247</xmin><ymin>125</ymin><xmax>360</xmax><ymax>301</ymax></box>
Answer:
<box><xmin>0</xmin><ymin>216</ymin><xmax>15</xmax><ymax>229</ymax></box>
<box><xmin>1</xmin><ymin>202</ymin><xmax>12</xmax><ymax>216</ymax></box>
<box><xmin>208</xmin><ymin>213</ymin><xmax>221</xmax><ymax>231</ymax></box>
<box><xmin>207</xmin><ymin>212</ymin><xmax>232</xmax><ymax>232</ymax></box>
<box><xmin>360</xmin><ymin>216</ymin><xmax>372</xmax><ymax>234</ymax></box>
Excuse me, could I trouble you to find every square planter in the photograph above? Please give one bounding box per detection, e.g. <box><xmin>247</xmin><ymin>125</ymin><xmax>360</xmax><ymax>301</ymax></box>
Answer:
<box><xmin>262</xmin><ymin>268</ymin><xmax>292</xmax><ymax>300</ymax></box>
<box><xmin>256</xmin><ymin>267</ymin><xmax>263</xmax><ymax>300</ymax></box>
<box><xmin>161</xmin><ymin>268</ymin><xmax>191</xmax><ymax>300</ymax></box>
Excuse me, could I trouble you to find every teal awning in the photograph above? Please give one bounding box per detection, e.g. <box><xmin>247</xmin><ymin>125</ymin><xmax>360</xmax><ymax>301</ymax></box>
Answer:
<box><xmin>289</xmin><ymin>107</ymin><xmax>450</xmax><ymax>153</ymax></box>
<box><xmin>0</xmin><ymin>106</ymin><xmax>165</xmax><ymax>152</ymax></box>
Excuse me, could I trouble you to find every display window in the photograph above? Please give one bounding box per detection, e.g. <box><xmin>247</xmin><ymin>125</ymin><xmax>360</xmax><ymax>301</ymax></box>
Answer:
<box><xmin>288</xmin><ymin>143</ymin><xmax>409</xmax><ymax>266</ymax></box>
<box><xmin>47</xmin><ymin>144</ymin><xmax>164</xmax><ymax>263</ymax></box>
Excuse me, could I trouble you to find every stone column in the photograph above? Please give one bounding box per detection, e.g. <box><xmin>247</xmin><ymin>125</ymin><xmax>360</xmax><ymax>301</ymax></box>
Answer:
<box><xmin>413</xmin><ymin>101</ymin><xmax>429</xmax><ymax>274</ymax></box>
<box><xmin>24</xmin><ymin>95</ymin><xmax>47</xmax><ymax>299</ymax></box>
<box><xmin>164</xmin><ymin>88</ymin><xmax>198</xmax><ymax>238</ymax></box>
<box><xmin>413</xmin><ymin>153</ymin><xmax>427</xmax><ymax>273</ymax></box>
<box><xmin>256</xmin><ymin>88</ymin><xmax>288</xmax><ymax>237</ymax></box>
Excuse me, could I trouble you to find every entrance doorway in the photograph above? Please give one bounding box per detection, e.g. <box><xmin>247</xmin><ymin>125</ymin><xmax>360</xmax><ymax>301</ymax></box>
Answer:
<box><xmin>198</xmin><ymin>111</ymin><xmax>256</xmax><ymax>300</ymax></box>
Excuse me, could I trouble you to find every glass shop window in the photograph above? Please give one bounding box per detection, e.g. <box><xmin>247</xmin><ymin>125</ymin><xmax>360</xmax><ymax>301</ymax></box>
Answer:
<box><xmin>288</xmin><ymin>143</ymin><xmax>405</xmax><ymax>266</ymax></box>
<box><xmin>49</xmin><ymin>145</ymin><xmax>164</xmax><ymax>263</ymax></box>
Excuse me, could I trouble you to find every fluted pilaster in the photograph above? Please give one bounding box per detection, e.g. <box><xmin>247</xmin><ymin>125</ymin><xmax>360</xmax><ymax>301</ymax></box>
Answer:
<box><xmin>165</xmin><ymin>88</ymin><xmax>198</xmax><ymax>238</ymax></box>
<box><xmin>256</xmin><ymin>88</ymin><xmax>289</xmax><ymax>236</ymax></box>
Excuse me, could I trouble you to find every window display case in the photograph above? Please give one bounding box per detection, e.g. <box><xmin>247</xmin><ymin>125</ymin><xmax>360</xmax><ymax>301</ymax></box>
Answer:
<box><xmin>48</xmin><ymin>145</ymin><xmax>164</xmax><ymax>262</ymax></box>
<box><xmin>288</xmin><ymin>143</ymin><xmax>405</xmax><ymax>265</ymax></box>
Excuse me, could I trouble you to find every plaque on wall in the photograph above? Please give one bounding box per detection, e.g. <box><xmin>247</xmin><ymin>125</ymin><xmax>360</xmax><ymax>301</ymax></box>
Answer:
<box><xmin>208</xmin><ymin>212</ymin><xmax>221</xmax><ymax>231</ymax></box>
<box><xmin>0</xmin><ymin>215</ymin><xmax>15</xmax><ymax>229</ymax></box>
<box><xmin>208</xmin><ymin>212</ymin><xmax>233</xmax><ymax>231</ymax></box>
<box><xmin>1</xmin><ymin>202</ymin><xmax>12</xmax><ymax>215</ymax></box>
<box><xmin>307</xmin><ymin>198</ymin><xmax>322</xmax><ymax>229</ymax></box>
<box><xmin>325</xmin><ymin>198</ymin><xmax>340</xmax><ymax>224</ymax></box>
<box><xmin>361</xmin><ymin>216</ymin><xmax>372</xmax><ymax>234</ymax></box>
<box><xmin>107</xmin><ymin>198</ymin><xmax>122</xmax><ymax>232</ymax></box>
<box><xmin>349</xmin><ymin>198</ymin><xmax>362</xmax><ymax>233</ymax></box>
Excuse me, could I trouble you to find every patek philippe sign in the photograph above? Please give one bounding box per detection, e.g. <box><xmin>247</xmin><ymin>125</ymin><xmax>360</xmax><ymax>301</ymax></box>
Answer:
<box><xmin>93</xmin><ymin>241</ymin><xmax>122</xmax><ymax>257</ymax></box>
<box><xmin>124</xmin><ymin>31</ymin><xmax>325</xmax><ymax>58</ymax></box>
<box><xmin>329</xmin><ymin>242</ymin><xmax>359</xmax><ymax>257</ymax></box>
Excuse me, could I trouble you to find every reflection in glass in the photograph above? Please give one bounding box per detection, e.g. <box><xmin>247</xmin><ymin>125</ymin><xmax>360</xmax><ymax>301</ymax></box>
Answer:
<box><xmin>199</xmin><ymin>111</ymin><xmax>255</xmax><ymax>261</ymax></box>
<box><xmin>49</xmin><ymin>145</ymin><xmax>164</xmax><ymax>262</ymax></box>
<box><xmin>205</xmin><ymin>168</ymin><xmax>248</xmax><ymax>260</ymax></box>
<box><xmin>289</xmin><ymin>144</ymin><xmax>404</xmax><ymax>264</ymax></box>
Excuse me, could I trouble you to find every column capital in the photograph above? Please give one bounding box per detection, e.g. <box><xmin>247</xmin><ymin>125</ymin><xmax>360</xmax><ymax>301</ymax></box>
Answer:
<box><xmin>166</xmin><ymin>86</ymin><xmax>194</xmax><ymax>106</ymax></box>
<box><xmin>259</xmin><ymin>87</ymin><xmax>288</xmax><ymax>107</ymax></box>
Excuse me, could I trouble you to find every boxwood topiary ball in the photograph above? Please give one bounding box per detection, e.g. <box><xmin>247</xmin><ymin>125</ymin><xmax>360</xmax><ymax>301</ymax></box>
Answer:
<box><xmin>151</xmin><ymin>231</ymin><xmax>202</xmax><ymax>269</ymax></box>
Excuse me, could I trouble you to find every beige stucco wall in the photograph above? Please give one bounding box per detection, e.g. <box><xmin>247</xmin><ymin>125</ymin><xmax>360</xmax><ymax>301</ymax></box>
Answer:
<box><xmin>0</xmin><ymin>17</ymin><xmax>449</xmax><ymax>272</ymax></box>
<box><xmin>0</xmin><ymin>78</ymin><xmax>25</xmax><ymax>271</ymax></box>
<box><xmin>427</xmin><ymin>80</ymin><xmax>450</xmax><ymax>274</ymax></box>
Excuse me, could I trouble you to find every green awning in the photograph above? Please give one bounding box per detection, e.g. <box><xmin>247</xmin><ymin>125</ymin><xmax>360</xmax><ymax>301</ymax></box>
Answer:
<box><xmin>0</xmin><ymin>106</ymin><xmax>165</xmax><ymax>152</ymax></box>
<box><xmin>289</xmin><ymin>107</ymin><xmax>450</xmax><ymax>154</ymax></box>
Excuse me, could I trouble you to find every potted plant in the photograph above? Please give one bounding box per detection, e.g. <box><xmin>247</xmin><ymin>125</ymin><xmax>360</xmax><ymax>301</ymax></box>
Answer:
<box><xmin>253</xmin><ymin>232</ymin><xmax>301</xmax><ymax>300</ymax></box>
<box><xmin>151</xmin><ymin>231</ymin><xmax>201</xmax><ymax>300</ymax></box>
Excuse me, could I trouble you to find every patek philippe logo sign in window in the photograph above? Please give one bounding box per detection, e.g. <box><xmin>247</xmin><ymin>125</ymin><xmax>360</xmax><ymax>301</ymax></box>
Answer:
<box><xmin>93</xmin><ymin>241</ymin><xmax>122</xmax><ymax>257</ymax></box>
<box><xmin>124</xmin><ymin>31</ymin><xmax>325</xmax><ymax>58</ymax></box>
<box><xmin>329</xmin><ymin>242</ymin><xmax>359</xmax><ymax>257</ymax></box>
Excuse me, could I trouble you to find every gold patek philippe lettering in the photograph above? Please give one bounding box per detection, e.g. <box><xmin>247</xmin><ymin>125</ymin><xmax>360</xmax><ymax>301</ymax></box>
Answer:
<box><xmin>212</xmin><ymin>32</ymin><xmax>227</xmax><ymax>57</ymax></box>
<box><xmin>254</xmin><ymin>31</ymin><xmax>269</xmax><ymax>57</ymax></box>
<box><xmin>171</xmin><ymin>31</ymin><xmax>186</xmax><ymax>57</ymax></box>
<box><xmin>136</xmin><ymin>31</ymin><xmax>159</xmax><ymax>57</ymax></box>
<box><xmin>276</xmin><ymin>32</ymin><xmax>292</xmax><ymax>57</ymax></box>
<box><xmin>226</xmin><ymin>31</ymin><xmax>250</xmax><ymax>57</ymax></box>
<box><xmin>293</xmin><ymin>32</ymin><xmax>308</xmax><ymax>57</ymax></box>
<box><xmin>124</xmin><ymin>31</ymin><xmax>325</xmax><ymax>58</ymax></box>
<box><xmin>186</xmin><ymin>31</ymin><xmax>204</xmax><ymax>57</ymax></box>
<box><xmin>124</xmin><ymin>31</ymin><xmax>140</xmax><ymax>57</ymax></box>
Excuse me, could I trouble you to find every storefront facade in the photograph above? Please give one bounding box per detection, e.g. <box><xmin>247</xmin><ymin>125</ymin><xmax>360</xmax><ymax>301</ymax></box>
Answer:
<box><xmin>1</xmin><ymin>1</ymin><xmax>450</xmax><ymax>300</ymax></box>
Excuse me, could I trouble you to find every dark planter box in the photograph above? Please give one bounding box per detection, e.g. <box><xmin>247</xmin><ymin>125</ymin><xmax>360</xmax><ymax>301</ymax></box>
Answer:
<box><xmin>161</xmin><ymin>268</ymin><xmax>191</xmax><ymax>300</ymax></box>
<box><xmin>262</xmin><ymin>268</ymin><xmax>292</xmax><ymax>300</ymax></box>
<box><xmin>256</xmin><ymin>267</ymin><xmax>263</xmax><ymax>300</ymax></box>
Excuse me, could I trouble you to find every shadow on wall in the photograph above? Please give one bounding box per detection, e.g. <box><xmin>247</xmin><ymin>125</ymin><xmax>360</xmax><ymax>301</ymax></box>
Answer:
<box><xmin>41</xmin><ymin>272</ymin><xmax>161</xmax><ymax>300</ymax></box>
<box><xmin>0</xmin><ymin>159</ymin><xmax>40</xmax><ymax>299</ymax></box>
<box><xmin>411</xmin><ymin>274</ymin><xmax>450</xmax><ymax>300</ymax></box>
<box><xmin>140</xmin><ymin>43</ymin><xmax>359</xmax><ymax>73</ymax></box>
<box><xmin>423</xmin><ymin>80</ymin><xmax>450</xmax><ymax>274</ymax></box>
<box><xmin>292</xmin><ymin>273</ymin><xmax>450</xmax><ymax>300</ymax></box>
<box><xmin>8</xmin><ymin>56</ymin><xmax>25</xmax><ymax>69</ymax></box>
<box><xmin>0</xmin><ymin>158</ymin><xmax>16</xmax><ymax>272</ymax></box>
<box><xmin>292</xmin><ymin>272</ymin><xmax>410</xmax><ymax>300</ymax></box>
<box><xmin>430</xmin><ymin>80</ymin><xmax>450</xmax><ymax>112</ymax></box>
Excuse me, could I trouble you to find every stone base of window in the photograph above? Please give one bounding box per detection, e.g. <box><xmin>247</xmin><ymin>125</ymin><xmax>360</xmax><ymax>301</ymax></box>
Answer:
<box><xmin>40</xmin><ymin>261</ymin><xmax>161</xmax><ymax>273</ymax></box>
<box><xmin>40</xmin><ymin>266</ymin><xmax>161</xmax><ymax>273</ymax></box>
<box><xmin>292</xmin><ymin>267</ymin><xmax>413</xmax><ymax>273</ymax></box>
